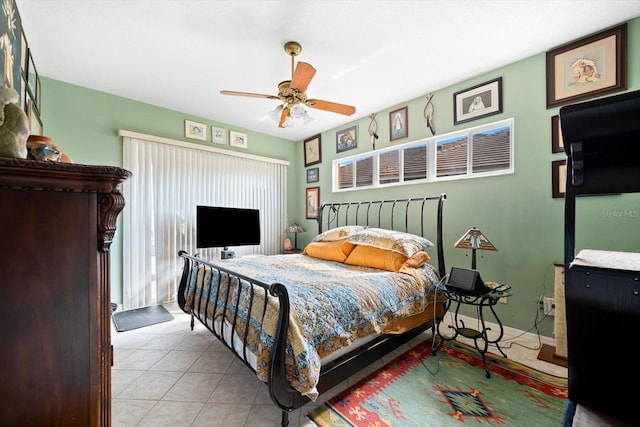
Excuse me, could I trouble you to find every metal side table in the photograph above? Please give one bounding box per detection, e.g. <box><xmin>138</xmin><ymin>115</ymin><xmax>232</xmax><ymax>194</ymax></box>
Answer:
<box><xmin>433</xmin><ymin>287</ymin><xmax>513</xmax><ymax>378</ymax></box>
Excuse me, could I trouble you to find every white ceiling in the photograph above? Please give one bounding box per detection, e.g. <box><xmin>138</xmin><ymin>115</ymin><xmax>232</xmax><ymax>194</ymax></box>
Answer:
<box><xmin>16</xmin><ymin>0</ymin><xmax>640</xmax><ymax>142</ymax></box>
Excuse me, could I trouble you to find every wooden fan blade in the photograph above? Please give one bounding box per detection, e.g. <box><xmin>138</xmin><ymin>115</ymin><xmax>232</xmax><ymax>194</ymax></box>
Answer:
<box><xmin>220</xmin><ymin>90</ymin><xmax>279</xmax><ymax>100</ymax></box>
<box><xmin>290</xmin><ymin>62</ymin><xmax>316</xmax><ymax>93</ymax></box>
<box><xmin>278</xmin><ymin>106</ymin><xmax>290</xmax><ymax>128</ymax></box>
<box><xmin>306</xmin><ymin>99</ymin><xmax>356</xmax><ymax>116</ymax></box>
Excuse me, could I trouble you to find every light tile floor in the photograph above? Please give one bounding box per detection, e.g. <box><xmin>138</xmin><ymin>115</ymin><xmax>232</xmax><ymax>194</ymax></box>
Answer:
<box><xmin>112</xmin><ymin>302</ymin><xmax>567</xmax><ymax>427</ymax></box>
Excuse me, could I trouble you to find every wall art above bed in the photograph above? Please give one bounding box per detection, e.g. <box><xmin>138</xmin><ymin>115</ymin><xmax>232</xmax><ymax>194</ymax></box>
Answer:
<box><xmin>546</xmin><ymin>23</ymin><xmax>627</xmax><ymax>108</ymax></box>
<box><xmin>453</xmin><ymin>77</ymin><xmax>502</xmax><ymax>125</ymax></box>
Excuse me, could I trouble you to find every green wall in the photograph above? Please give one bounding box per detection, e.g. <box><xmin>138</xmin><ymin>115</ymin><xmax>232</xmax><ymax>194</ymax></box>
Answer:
<box><xmin>39</xmin><ymin>18</ymin><xmax>639</xmax><ymax>337</ymax></box>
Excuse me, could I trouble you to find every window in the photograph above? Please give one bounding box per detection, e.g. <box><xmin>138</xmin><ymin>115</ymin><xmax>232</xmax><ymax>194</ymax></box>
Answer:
<box><xmin>403</xmin><ymin>143</ymin><xmax>427</xmax><ymax>181</ymax></box>
<box><xmin>436</xmin><ymin>135</ymin><xmax>467</xmax><ymax>177</ymax></box>
<box><xmin>379</xmin><ymin>149</ymin><xmax>400</xmax><ymax>184</ymax></box>
<box><xmin>333</xmin><ymin>118</ymin><xmax>513</xmax><ymax>192</ymax></box>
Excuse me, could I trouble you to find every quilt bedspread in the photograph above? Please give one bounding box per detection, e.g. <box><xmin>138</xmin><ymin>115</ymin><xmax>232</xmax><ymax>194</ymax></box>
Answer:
<box><xmin>183</xmin><ymin>254</ymin><xmax>441</xmax><ymax>400</ymax></box>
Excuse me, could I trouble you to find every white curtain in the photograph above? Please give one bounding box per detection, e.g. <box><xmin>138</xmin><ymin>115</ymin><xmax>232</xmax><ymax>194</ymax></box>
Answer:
<box><xmin>120</xmin><ymin>130</ymin><xmax>288</xmax><ymax>309</ymax></box>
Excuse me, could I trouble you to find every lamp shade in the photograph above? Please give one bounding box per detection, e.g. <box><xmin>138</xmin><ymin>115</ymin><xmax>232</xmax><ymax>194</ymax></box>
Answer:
<box><xmin>285</xmin><ymin>223</ymin><xmax>305</xmax><ymax>234</ymax></box>
<box><xmin>454</xmin><ymin>227</ymin><xmax>497</xmax><ymax>269</ymax></box>
<box><xmin>268</xmin><ymin>104</ymin><xmax>313</xmax><ymax>128</ymax></box>
<box><xmin>454</xmin><ymin>227</ymin><xmax>498</xmax><ymax>251</ymax></box>
<box><xmin>285</xmin><ymin>223</ymin><xmax>305</xmax><ymax>252</ymax></box>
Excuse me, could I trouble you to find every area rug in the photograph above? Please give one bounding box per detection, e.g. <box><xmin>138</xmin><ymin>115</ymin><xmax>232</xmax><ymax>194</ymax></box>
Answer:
<box><xmin>308</xmin><ymin>339</ymin><xmax>568</xmax><ymax>426</ymax></box>
<box><xmin>111</xmin><ymin>304</ymin><xmax>174</xmax><ymax>332</ymax></box>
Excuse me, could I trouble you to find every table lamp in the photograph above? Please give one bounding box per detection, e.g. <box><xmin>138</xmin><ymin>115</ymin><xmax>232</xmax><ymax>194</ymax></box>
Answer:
<box><xmin>454</xmin><ymin>227</ymin><xmax>498</xmax><ymax>269</ymax></box>
<box><xmin>285</xmin><ymin>223</ymin><xmax>305</xmax><ymax>252</ymax></box>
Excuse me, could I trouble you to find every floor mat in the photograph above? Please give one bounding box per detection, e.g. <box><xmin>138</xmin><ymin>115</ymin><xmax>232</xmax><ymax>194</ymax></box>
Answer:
<box><xmin>112</xmin><ymin>304</ymin><xmax>174</xmax><ymax>332</ymax></box>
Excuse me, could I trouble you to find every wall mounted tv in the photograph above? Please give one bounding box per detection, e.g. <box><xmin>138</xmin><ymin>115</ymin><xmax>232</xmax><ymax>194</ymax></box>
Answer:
<box><xmin>196</xmin><ymin>206</ymin><xmax>261</xmax><ymax>249</ymax></box>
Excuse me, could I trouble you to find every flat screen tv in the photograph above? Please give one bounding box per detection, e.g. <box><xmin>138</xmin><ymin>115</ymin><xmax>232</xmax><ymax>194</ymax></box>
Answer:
<box><xmin>196</xmin><ymin>206</ymin><xmax>261</xmax><ymax>249</ymax></box>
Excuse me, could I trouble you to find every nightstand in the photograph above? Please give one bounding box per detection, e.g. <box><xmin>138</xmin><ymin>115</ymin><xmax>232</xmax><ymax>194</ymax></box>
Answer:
<box><xmin>433</xmin><ymin>286</ymin><xmax>512</xmax><ymax>378</ymax></box>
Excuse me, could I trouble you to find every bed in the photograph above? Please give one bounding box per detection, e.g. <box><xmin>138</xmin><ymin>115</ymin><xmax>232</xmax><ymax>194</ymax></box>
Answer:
<box><xmin>177</xmin><ymin>194</ymin><xmax>447</xmax><ymax>426</ymax></box>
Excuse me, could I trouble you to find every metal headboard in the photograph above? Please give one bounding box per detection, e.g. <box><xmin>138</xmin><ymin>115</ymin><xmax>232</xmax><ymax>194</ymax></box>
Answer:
<box><xmin>315</xmin><ymin>193</ymin><xmax>446</xmax><ymax>277</ymax></box>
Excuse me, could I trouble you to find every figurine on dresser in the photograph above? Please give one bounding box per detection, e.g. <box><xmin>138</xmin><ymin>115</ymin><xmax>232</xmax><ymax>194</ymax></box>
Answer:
<box><xmin>0</xmin><ymin>87</ymin><xmax>29</xmax><ymax>159</ymax></box>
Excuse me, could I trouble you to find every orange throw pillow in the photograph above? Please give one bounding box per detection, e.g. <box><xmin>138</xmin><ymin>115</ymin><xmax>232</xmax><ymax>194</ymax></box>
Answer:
<box><xmin>303</xmin><ymin>240</ymin><xmax>356</xmax><ymax>262</ymax></box>
<box><xmin>344</xmin><ymin>245</ymin><xmax>408</xmax><ymax>272</ymax></box>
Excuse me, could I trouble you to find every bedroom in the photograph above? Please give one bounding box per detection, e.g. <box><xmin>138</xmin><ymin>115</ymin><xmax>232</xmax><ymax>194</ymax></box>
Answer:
<box><xmin>12</xmin><ymin>1</ymin><xmax>638</xmax><ymax>333</ymax></box>
<box><xmin>2</xmin><ymin>1</ymin><xmax>640</xmax><ymax>425</ymax></box>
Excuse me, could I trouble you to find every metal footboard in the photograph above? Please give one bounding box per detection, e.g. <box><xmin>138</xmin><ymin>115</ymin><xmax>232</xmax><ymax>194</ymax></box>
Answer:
<box><xmin>177</xmin><ymin>251</ymin><xmax>302</xmax><ymax>426</ymax></box>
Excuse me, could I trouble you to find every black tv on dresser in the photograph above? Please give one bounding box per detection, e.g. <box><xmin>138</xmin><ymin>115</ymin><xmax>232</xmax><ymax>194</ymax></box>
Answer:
<box><xmin>196</xmin><ymin>206</ymin><xmax>260</xmax><ymax>258</ymax></box>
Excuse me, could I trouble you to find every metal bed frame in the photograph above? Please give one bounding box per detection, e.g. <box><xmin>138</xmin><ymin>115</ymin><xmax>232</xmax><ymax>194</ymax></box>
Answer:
<box><xmin>177</xmin><ymin>193</ymin><xmax>447</xmax><ymax>426</ymax></box>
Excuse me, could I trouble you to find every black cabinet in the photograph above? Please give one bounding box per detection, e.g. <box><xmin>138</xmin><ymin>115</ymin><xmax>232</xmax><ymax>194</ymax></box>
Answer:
<box><xmin>561</xmin><ymin>90</ymin><xmax>640</xmax><ymax>425</ymax></box>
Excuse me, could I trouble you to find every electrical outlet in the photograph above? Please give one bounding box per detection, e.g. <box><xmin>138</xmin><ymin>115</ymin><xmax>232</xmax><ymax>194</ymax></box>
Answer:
<box><xmin>543</xmin><ymin>297</ymin><xmax>555</xmax><ymax>316</ymax></box>
<box><xmin>499</xmin><ymin>296</ymin><xmax>508</xmax><ymax>304</ymax></box>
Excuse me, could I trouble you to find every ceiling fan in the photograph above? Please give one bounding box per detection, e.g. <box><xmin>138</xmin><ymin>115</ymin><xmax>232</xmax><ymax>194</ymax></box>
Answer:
<box><xmin>220</xmin><ymin>41</ymin><xmax>356</xmax><ymax>128</ymax></box>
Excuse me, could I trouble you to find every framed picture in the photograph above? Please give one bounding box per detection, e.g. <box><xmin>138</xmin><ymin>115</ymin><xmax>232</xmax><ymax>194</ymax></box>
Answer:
<box><xmin>336</xmin><ymin>125</ymin><xmax>358</xmax><ymax>153</ymax></box>
<box><xmin>27</xmin><ymin>99</ymin><xmax>43</xmax><ymax>136</ymax></box>
<box><xmin>546</xmin><ymin>23</ymin><xmax>627</xmax><ymax>109</ymax></box>
<box><xmin>185</xmin><ymin>120</ymin><xmax>207</xmax><ymax>141</ymax></box>
<box><xmin>552</xmin><ymin>159</ymin><xmax>567</xmax><ymax>199</ymax></box>
<box><xmin>389</xmin><ymin>106</ymin><xmax>408</xmax><ymax>141</ymax></box>
<box><xmin>306</xmin><ymin>167</ymin><xmax>319</xmax><ymax>183</ymax></box>
<box><xmin>453</xmin><ymin>77</ymin><xmax>503</xmax><ymax>125</ymax></box>
<box><xmin>306</xmin><ymin>187</ymin><xmax>320</xmax><ymax>219</ymax></box>
<box><xmin>304</xmin><ymin>134</ymin><xmax>322</xmax><ymax>166</ymax></box>
<box><xmin>20</xmin><ymin>30</ymin><xmax>28</xmax><ymax>80</ymax></box>
<box><xmin>212</xmin><ymin>126</ymin><xmax>226</xmax><ymax>144</ymax></box>
<box><xmin>19</xmin><ymin>75</ymin><xmax>27</xmax><ymax>111</ymax></box>
<box><xmin>551</xmin><ymin>115</ymin><xmax>564</xmax><ymax>153</ymax></box>
<box><xmin>35</xmin><ymin>73</ymin><xmax>41</xmax><ymax>113</ymax></box>
<box><xmin>230</xmin><ymin>130</ymin><xmax>248</xmax><ymax>148</ymax></box>
<box><xmin>26</xmin><ymin>49</ymin><xmax>38</xmax><ymax>108</ymax></box>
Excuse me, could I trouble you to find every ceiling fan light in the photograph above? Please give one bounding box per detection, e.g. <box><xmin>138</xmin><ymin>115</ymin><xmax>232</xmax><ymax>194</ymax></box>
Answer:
<box><xmin>268</xmin><ymin>105</ymin><xmax>283</xmax><ymax>122</ymax></box>
<box><xmin>302</xmin><ymin>110</ymin><xmax>314</xmax><ymax>124</ymax></box>
<box><xmin>290</xmin><ymin>103</ymin><xmax>305</xmax><ymax>118</ymax></box>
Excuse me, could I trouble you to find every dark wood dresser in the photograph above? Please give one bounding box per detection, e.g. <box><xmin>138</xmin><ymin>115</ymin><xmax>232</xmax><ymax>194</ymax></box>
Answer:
<box><xmin>0</xmin><ymin>158</ymin><xmax>131</xmax><ymax>426</ymax></box>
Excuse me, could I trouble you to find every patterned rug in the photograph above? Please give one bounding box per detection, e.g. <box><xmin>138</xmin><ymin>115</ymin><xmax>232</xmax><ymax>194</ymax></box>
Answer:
<box><xmin>308</xmin><ymin>339</ymin><xmax>568</xmax><ymax>426</ymax></box>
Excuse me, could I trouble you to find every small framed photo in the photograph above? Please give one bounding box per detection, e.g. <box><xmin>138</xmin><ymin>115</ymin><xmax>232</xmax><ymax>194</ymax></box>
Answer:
<box><xmin>551</xmin><ymin>115</ymin><xmax>564</xmax><ymax>153</ymax></box>
<box><xmin>546</xmin><ymin>23</ymin><xmax>627</xmax><ymax>109</ymax></box>
<box><xmin>230</xmin><ymin>130</ymin><xmax>248</xmax><ymax>148</ymax></box>
<box><xmin>304</xmin><ymin>134</ymin><xmax>322</xmax><ymax>166</ymax></box>
<box><xmin>306</xmin><ymin>187</ymin><xmax>320</xmax><ymax>219</ymax></box>
<box><xmin>389</xmin><ymin>106</ymin><xmax>408</xmax><ymax>141</ymax></box>
<box><xmin>336</xmin><ymin>125</ymin><xmax>358</xmax><ymax>153</ymax></box>
<box><xmin>306</xmin><ymin>167</ymin><xmax>319</xmax><ymax>183</ymax></box>
<box><xmin>552</xmin><ymin>159</ymin><xmax>567</xmax><ymax>199</ymax></box>
<box><xmin>212</xmin><ymin>127</ymin><xmax>226</xmax><ymax>144</ymax></box>
<box><xmin>453</xmin><ymin>77</ymin><xmax>503</xmax><ymax>125</ymax></box>
<box><xmin>185</xmin><ymin>120</ymin><xmax>207</xmax><ymax>141</ymax></box>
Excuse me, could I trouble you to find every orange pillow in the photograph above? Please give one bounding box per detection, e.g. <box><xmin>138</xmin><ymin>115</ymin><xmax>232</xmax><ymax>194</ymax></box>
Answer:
<box><xmin>303</xmin><ymin>240</ymin><xmax>356</xmax><ymax>262</ymax></box>
<box><xmin>398</xmin><ymin>251</ymin><xmax>431</xmax><ymax>274</ymax></box>
<box><xmin>344</xmin><ymin>245</ymin><xmax>408</xmax><ymax>272</ymax></box>
<box><xmin>401</xmin><ymin>251</ymin><xmax>430</xmax><ymax>270</ymax></box>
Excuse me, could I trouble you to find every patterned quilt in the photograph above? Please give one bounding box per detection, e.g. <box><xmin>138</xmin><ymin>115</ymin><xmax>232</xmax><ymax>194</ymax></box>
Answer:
<box><xmin>183</xmin><ymin>253</ymin><xmax>441</xmax><ymax>400</ymax></box>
